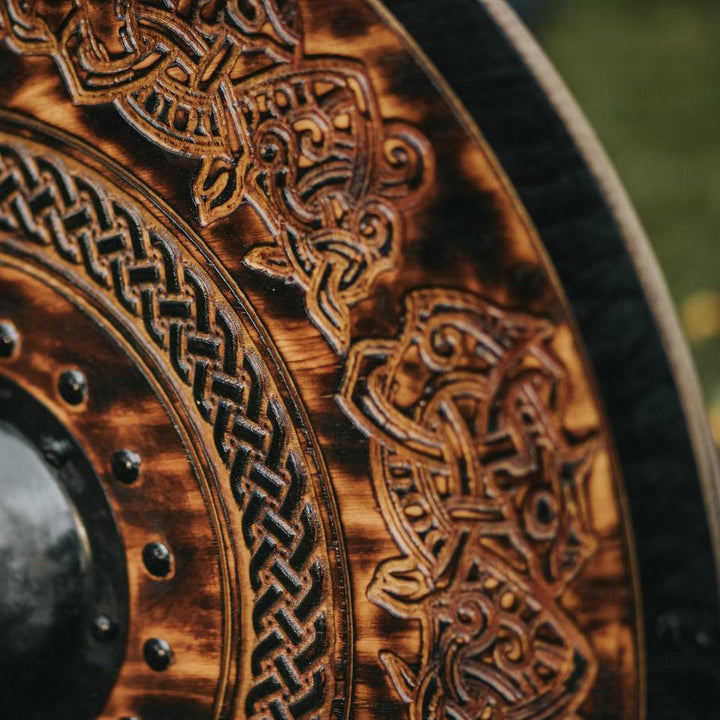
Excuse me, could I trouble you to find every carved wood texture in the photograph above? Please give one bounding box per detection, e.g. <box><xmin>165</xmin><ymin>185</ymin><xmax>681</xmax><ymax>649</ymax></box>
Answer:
<box><xmin>0</xmin><ymin>138</ymin><xmax>340</xmax><ymax>720</ymax></box>
<box><xmin>0</xmin><ymin>1</ymin><xmax>641</xmax><ymax>719</ymax></box>
<box><xmin>0</xmin><ymin>0</ymin><xmax>431</xmax><ymax>352</ymax></box>
<box><xmin>340</xmin><ymin>291</ymin><xmax>599</xmax><ymax>720</ymax></box>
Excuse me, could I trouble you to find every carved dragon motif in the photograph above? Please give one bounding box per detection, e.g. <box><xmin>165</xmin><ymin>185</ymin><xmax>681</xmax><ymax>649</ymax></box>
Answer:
<box><xmin>340</xmin><ymin>289</ymin><xmax>599</xmax><ymax>719</ymax></box>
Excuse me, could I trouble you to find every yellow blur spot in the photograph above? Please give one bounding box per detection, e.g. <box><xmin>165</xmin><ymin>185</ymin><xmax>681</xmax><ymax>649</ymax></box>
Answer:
<box><xmin>709</xmin><ymin>399</ymin><xmax>720</xmax><ymax>448</ymax></box>
<box><xmin>681</xmin><ymin>290</ymin><xmax>720</xmax><ymax>344</ymax></box>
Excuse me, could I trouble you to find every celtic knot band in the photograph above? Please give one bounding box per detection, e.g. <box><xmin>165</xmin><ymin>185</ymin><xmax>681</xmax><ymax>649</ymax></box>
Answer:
<box><xmin>340</xmin><ymin>290</ymin><xmax>599</xmax><ymax>720</ymax></box>
<box><xmin>0</xmin><ymin>141</ymin><xmax>335</xmax><ymax>720</ymax></box>
<box><xmin>0</xmin><ymin>0</ymin><xmax>432</xmax><ymax>352</ymax></box>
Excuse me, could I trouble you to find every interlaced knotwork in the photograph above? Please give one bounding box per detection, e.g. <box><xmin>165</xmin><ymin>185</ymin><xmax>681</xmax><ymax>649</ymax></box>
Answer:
<box><xmin>0</xmin><ymin>0</ymin><xmax>433</xmax><ymax>353</ymax></box>
<box><xmin>0</xmin><ymin>142</ymin><xmax>332</xmax><ymax>720</ymax></box>
<box><xmin>340</xmin><ymin>290</ymin><xmax>599</xmax><ymax>720</ymax></box>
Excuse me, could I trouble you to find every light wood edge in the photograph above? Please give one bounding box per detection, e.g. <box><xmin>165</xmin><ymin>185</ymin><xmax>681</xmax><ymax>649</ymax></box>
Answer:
<box><xmin>479</xmin><ymin>0</ymin><xmax>720</xmax><ymax>604</ymax></box>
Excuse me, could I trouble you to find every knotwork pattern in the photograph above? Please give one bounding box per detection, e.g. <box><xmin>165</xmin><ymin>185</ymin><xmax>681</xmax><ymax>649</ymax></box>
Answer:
<box><xmin>0</xmin><ymin>141</ymin><xmax>334</xmax><ymax>720</ymax></box>
<box><xmin>0</xmin><ymin>0</ymin><xmax>432</xmax><ymax>352</ymax></box>
<box><xmin>340</xmin><ymin>290</ymin><xmax>599</xmax><ymax>720</ymax></box>
<box><xmin>0</xmin><ymin>3</ymin><xmax>607</xmax><ymax>715</ymax></box>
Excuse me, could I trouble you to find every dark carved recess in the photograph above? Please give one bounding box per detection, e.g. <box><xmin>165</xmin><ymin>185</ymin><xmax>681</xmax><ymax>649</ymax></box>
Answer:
<box><xmin>380</xmin><ymin>0</ymin><xmax>720</xmax><ymax>716</ymax></box>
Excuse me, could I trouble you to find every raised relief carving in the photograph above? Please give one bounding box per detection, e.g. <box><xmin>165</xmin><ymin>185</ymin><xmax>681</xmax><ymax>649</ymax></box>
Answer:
<box><xmin>2</xmin><ymin>4</ymin><xmax>606</xmax><ymax>717</ymax></box>
<box><xmin>0</xmin><ymin>0</ymin><xmax>432</xmax><ymax>352</ymax></box>
<box><xmin>0</xmin><ymin>141</ymin><xmax>335</xmax><ymax>720</ymax></box>
<box><xmin>339</xmin><ymin>290</ymin><xmax>599</xmax><ymax>720</ymax></box>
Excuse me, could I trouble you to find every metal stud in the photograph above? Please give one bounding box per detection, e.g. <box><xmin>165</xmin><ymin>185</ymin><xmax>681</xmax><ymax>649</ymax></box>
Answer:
<box><xmin>143</xmin><ymin>637</ymin><xmax>173</xmax><ymax>672</ymax></box>
<box><xmin>112</xmin><ymin>449</ymin><xmax>142</xmax><ymax>485</ymax></box>
<box><xmin>41</xmin><ymin>437</ymin><xmax>73</xmax><ymax>469</ymax></box>
<box><xmin>143</xmin><ymin>542</ymin><xmax>173</xmax><ymax>578</ymax></box>
<box><xmin>92</xmin><ymin>614</ymin><xmax>118</xmax><ymax>642</ymax></box>
<box><xmin>58</xmin><ymin>369</ymin><xmax>88</xmax><ymax>406</ymax></box>
<box><xmin>0</xmin><ymin>321</ymin><xmax>18</xmax><ymax>359</ymax></box>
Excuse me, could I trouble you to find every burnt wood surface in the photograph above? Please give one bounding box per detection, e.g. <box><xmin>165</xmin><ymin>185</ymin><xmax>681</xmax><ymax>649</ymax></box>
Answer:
<box><xmin>380</xmin><ymin>1</ymin><xmax>720</xmax><ymax>717</ymax></box>
<box><xmin>0</xmin><ymin>1</ymin><xmax>716</xmax><ymax>719</ymax></box>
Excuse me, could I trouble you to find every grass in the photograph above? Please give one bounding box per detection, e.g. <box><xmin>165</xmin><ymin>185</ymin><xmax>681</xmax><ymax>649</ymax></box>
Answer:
<box><xmin>532</xmin><ymin>0</ymin><xmax>720</xmax><ymax>424</ymax></box>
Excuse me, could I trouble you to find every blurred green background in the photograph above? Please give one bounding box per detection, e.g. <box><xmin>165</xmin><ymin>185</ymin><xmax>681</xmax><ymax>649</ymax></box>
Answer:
<box><xmin>510</xmin><ymin>0</ymin><xmax>720</xmax><ymax>445</ymax></box>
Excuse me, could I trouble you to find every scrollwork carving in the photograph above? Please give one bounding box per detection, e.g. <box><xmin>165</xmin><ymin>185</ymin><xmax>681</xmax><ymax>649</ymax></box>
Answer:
<box><xmin>339</xmin><ymin>289</ymin><xmax>599</xmax><ymax>719</ymax></box>
<box><xmin>0</xmin><ymin>0</ymin><xmax>432</xmax><ymax>352</ymax></box>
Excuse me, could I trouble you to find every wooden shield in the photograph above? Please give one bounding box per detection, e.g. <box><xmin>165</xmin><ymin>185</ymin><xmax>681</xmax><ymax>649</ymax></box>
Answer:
<box><xmin>0</xmin><ymin>1</ymin><xmax>717</xmax><ymax>719</ymax></box>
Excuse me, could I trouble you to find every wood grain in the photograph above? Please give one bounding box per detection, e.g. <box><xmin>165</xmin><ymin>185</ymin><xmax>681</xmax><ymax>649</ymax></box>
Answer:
<box><xmin>0</xmin><ymin>1</ymin><xmax>641</xmax><ymax>718</ymax></box>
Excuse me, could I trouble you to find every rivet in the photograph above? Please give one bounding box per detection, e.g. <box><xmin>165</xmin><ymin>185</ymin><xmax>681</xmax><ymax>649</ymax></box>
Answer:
<box><xmin>92</xmin><ymin>613</ymin><xmax>118</xmax><ymax>642</ymax></box>
<box><xmin>58</xmin><ymin>369</ymin><xmax>87</xmax><ymax>406</ymax></box>
<box><xmin>41</xmin><ymin>437</ymin><xmax>73</xmax><ymax>469</ymax></box>
<box><xmin>112</xmin><ymin>449</ymin><xmax>142</xmax><ymax>485</ymax></box>
<box><xmin>0</xmin><ymin>321</ymin><xmax>18</xmax><ymax>359</ymax></box>
<box><xmin>143</xmin><ymin>541</ymin><xmax>173</xmax><ymax>578</ymax></box>
<box><xmin>144</xmin><ymin>637</ymin><xmax>173</xmax><ymax>672</ymax></box>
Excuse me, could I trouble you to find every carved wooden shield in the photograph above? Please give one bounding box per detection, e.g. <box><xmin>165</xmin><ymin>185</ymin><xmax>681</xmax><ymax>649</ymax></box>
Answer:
<box><xmin>0</xmin><ymin>2</ymin><xmax>717</xmax><ymax>719</ymax></box>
